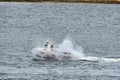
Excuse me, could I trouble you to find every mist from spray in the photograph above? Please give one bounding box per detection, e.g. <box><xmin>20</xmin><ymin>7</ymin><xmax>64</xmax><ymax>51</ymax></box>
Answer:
<box><xmin>56</xmin><ymin>39</ymin><xmax>85</xmax><ymax>60</ymax></box>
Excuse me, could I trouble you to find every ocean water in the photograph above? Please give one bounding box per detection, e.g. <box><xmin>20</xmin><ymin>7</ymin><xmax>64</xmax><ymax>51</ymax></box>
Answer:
<box><xmin>0</xmin><ymin>2</ymin><xmax>120</xmax><ymax>80</ymax></box>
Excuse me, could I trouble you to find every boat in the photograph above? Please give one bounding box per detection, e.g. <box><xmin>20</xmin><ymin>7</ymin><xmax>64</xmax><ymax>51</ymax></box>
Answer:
<box><xmin>34</xmin><ymin>42</ymin><xmax>73</xmax><ymax>60</ymax></box>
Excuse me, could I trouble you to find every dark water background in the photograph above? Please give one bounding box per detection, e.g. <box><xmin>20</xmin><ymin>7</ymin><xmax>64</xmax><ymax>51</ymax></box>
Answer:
<box><xmin>0</xmin><ymin>2</ymin><xmax>120</xmax><ymax>80</ymax></box>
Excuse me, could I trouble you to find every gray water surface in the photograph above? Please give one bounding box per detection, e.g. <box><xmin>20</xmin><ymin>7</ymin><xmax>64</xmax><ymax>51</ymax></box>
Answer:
<box><xmin>0</xmin><ymin>2</ymin><xmax>120</xmax><ymax>80</ymax></box>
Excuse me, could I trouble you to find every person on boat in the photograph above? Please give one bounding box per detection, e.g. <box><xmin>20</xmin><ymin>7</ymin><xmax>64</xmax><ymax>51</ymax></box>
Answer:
<box><xmin>44</xmin><ymin>42</ymin><xmax>48</xmax><ymax>49</ymax></box>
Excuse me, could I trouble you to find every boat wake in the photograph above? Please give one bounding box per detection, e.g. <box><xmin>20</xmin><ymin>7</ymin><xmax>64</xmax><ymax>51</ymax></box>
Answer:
<box><xmin>80</xmin><ymin>56</ymin><xmax>120</xmax><ymax>62</ymax></box>
<box><xmin>31</xmin><ymin>39</ymin><xmax>120</xmax><ymax>62</ymax></box>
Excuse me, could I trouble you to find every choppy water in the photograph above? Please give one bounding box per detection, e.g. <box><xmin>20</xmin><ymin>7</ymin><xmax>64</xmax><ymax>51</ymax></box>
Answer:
<box><xmin>0</xmin><ymin>2</ymin><xmax>120</xmax><ymax>80</ymax></box>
